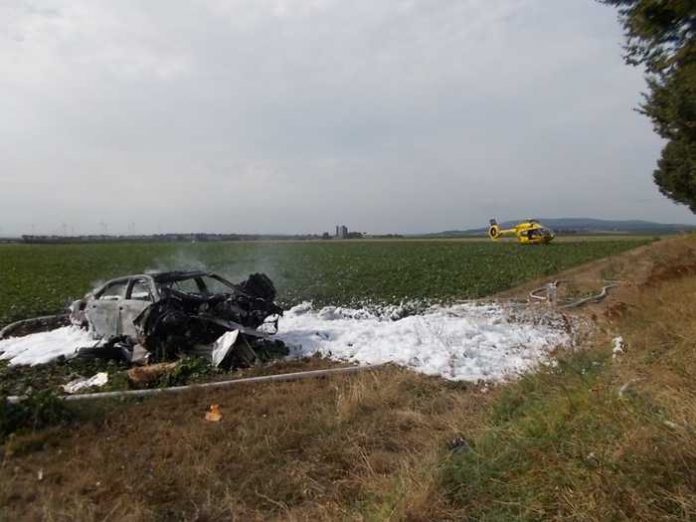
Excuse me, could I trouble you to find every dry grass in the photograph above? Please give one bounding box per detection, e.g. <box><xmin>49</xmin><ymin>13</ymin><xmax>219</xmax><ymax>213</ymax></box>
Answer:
<box><xmin>0</xmin><ymin>368</ymin><xmax>492</xmax><ymax>521</ymax></box>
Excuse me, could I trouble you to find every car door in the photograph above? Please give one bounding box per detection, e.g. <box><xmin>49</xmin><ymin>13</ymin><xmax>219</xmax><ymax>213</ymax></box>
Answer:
<box><xmin>119</xmin><ymin>277</ymin><xmax>157</xmax><ymax>338</ymax></box>
<box><xmin>86</xmin><ymin>279</ymin><xmax>129</xmax><ymax>339</ymax></box>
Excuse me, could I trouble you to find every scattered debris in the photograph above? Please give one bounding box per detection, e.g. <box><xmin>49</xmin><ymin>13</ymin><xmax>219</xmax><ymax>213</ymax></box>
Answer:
<box><xmin>618</xmin><ymin>378</ymin><xmax>641</xmax><ymax>398</ymax></box>
<box><xmin>447</xmin><ymin>435</ymin><xmax>471</xmax><ymax>454</ymax></box>
<box><xmin>612</xmin><ymin>336</ymin><xmax>625</xmax><ymax>359</ymax></box>
<box><xmin>663</xmin><ymin>420</ymin><xmax>683</xmax><ymax>430</ymax></box>
<box><xmin>127</xmin><ymin>362</ymin><xmax>179</xmax><ymax>387</ymax></box>
<box><xmin>62</xmin><ymin>372</ymin><xmax>109</xmax><ymax>394</ymax></box>
<box><xmin>205</xmin><ymin>404</ymin><xmax>222</xmax><ymax>422</ymax></box>
<box><xmin>211</xmin><ymin>330</ymin><xmax>240</xmax><ymax>367</ymax></box>
<box><xmin>585</xmin><ymin>452</ymin><xmax>599</xmax><ymax>467</ymax></box>
<box><xmin>129</xmin><ymin>344</ymin><xmax>151</xmax><ymax>365</ymax></box>
<box><xmin>545</xmin><ymin>281</ymin><xmax>558</xmax><ymax>306</ymax></box>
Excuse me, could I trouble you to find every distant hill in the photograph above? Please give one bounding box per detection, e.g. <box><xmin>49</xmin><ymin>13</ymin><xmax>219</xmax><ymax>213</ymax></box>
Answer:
<box><xmin>428</xmin><ymin>218</ymin><xmax>696</xmax><ymax>237</ymax></box>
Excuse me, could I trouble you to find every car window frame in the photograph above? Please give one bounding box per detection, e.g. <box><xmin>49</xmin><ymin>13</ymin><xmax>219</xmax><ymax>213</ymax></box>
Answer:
<box><xmin>96</xmin><ymin>279</ymin><xmax>130</xmax><ymax>301</ymax></box>
<box><xmin>126</xmin><ymin>277</ymin><xmax>157</xmax><ymax>302</ymax></box>
<box><xmin>199</xmin><ymin>274</ymin><xmax>237</xmax><ymax>295</ymax></box>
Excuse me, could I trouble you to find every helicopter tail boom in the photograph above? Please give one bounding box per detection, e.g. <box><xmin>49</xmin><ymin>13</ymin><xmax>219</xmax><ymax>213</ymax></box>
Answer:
<box><xmin>488</xmin><ymin>218</ymin><xmax>516</xmax><ymax>240</ymax></box>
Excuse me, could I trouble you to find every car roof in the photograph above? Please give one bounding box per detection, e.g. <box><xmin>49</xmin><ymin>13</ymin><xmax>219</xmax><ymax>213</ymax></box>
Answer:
<box><xmin>148</xmin><ymin>271</ymin><xmax>211</xmax><ymax>283</ymax></box>
<box><xmin>90</xmin><ymin>271</ymin><xmax>238</xmax><ymax>297</ymax></box>
<box><xmin>99</xmin><ymin>271</ymin><xmax>214</xmax><ymax>286</ymax></box>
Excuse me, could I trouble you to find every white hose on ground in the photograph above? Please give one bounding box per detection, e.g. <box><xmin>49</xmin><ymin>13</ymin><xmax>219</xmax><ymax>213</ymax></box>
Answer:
<box><xmin>5</xmin><ymin>364</ymin><xmax>385</xmax><ymax>404</ymax></box>
<box><xmin>529</xmin><ymin>280</ymin><xmax>619</xmax><ymax>309</ymax></box>
<box><xmin>529</xmin><ymin>280</ymin><xmax>562</xmax><ymax>302</ymax></box>
<box><xmin>0</xmin><ymin>314</ymin><xmax>69</xmax><ymax>340</ymax></box>
<box><xmin>560</xmin><ymin>283</ymin><xmax>618</xmax><ymax>309</ymax></box>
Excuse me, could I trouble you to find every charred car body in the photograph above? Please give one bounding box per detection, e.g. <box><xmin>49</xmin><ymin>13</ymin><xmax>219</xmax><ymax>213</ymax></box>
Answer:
<box><xmin>68</xmin><ymin>271</ymin><xmax>285</xmax><ymax>366</ymax></box>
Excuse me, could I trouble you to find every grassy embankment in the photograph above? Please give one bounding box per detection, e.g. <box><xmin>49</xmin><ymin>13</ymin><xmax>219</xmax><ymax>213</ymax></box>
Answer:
<box><xmin>440</xmin><ymin>253</ymin><xmax>696</xmax><ymax>520</ymax></box>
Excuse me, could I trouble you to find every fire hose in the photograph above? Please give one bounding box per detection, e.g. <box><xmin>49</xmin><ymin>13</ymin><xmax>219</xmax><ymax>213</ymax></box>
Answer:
<box><xmin>5</xmin><ymin>364</ymin><xmax>385</xmax><ymax>404</ymax></box>
<box><xmin>529</xmin><ymin>280</ymin><xmax>620</xmax><ymax>309</ymax></box>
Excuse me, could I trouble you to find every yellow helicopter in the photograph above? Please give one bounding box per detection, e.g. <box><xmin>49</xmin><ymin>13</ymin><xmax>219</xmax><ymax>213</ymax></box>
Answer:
<box><xmin>488</xmin><ymin>218</ymin><xmax>555</xmax><ymax>245</ymax></box>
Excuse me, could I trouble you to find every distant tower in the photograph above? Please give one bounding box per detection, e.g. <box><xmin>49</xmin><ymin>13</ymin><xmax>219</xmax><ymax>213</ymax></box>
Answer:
<box><xmin>335</xmin><ymin>225</ymin><xmax>350</xmax><ymax>239</ymax></box>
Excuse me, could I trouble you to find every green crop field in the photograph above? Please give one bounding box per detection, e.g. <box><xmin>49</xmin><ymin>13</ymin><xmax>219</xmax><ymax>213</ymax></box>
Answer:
<box><xmin>0</xmin><ymin>239</ymin><xmax>650</xmax><ymax>328</ymax></box>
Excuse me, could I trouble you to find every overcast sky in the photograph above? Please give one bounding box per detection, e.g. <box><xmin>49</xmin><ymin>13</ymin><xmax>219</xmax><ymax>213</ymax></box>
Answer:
<box><xmin>2</xmin><ymin>0</ymin><xmax>695</xmax><ymax>236</ymax></box>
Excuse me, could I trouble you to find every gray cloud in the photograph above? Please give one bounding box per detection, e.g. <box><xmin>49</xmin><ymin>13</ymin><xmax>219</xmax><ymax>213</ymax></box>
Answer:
<box><xmin>1</xmin><ymin>0</ymin><xmax>694</xmax><ymax>236</ymax></box>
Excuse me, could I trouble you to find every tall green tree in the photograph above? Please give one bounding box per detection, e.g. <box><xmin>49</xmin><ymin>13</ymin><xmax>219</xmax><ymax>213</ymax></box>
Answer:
<box><xmin>600</xmin><ymin>0</ymin><xmax>696</xmax><ymax>212</ymax></box>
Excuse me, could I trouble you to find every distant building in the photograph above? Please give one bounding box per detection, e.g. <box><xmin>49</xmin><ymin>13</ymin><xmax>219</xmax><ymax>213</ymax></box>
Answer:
<box><xmin>335</xmin><ymin>225</ymin><xmax>349</xmax><ymax>239</ymax></box>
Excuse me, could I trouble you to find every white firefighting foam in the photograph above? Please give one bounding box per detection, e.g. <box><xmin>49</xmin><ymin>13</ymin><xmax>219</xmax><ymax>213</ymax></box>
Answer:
<box><xmin>277</xmin><ymin>302</ymin><xmax>572</xmax><ymax>381</ymax></box>
<box><xmin>0</xmin><ymin>302</ymin><xmax>572</xmax><ymax>381</ymax></box>
<box><xmin>0</xmin><ymin>326</ymin><xmax>95</xmax><ymax>366</ymax></box>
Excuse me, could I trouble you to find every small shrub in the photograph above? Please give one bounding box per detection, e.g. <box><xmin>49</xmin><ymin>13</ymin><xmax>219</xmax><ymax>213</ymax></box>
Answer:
<box><xmin>156</xmin><ymin>357</ymin><xmax>216</xmax><ymax>388</ymax></box>
<box><xmin>250</xmin><ymin>339</ymin><xmax>289</xmax><ymax>363</ymax></box>
<box><xmin>0</xmin><ymin>390</ymin><xmax>73</xmax><ymax>440</ymax></box>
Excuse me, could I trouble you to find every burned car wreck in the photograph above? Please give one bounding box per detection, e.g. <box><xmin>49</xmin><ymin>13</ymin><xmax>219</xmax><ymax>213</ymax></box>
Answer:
<box><xmin>68</xmin><ymin>271</ymin><xmax>285</xmax><ymax>367</ymax></box>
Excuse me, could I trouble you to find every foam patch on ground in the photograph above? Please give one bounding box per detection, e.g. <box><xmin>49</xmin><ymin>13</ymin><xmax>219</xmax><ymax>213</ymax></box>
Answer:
<box><xmin>0</xmin><ymin>326</ymin><xmax>95</xmax><ymax>366</ymax></box>
<box><xmin>0</xmin><ymin>302</ymin><xmax>573</xmax><ymax>379</ymax></box>
<box><xmin>278</xmin><ymin>302</ymin><xmax>572</xmax><ymax>381</ymax></box>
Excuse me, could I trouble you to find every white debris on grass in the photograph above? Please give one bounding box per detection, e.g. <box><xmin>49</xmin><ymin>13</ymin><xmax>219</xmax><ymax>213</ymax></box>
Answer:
<box><xmin>211</xmin><ymin>330</ymin><xmax>239</xmax><ymax>367</ymax></box>
<box><xmin>63</xmin><ymin>372</ymin><xmax>109</xmax><ymax>394</ymax></box>
<box><xmin>612</xmin><ymin>336</ymin><xmax>625</xmax><ymax>359</ymax></box>
<box><xmin>278</xmin><ymin>302</ymin><xmax>573</xmax><ymax>382</ymax></box>
<box><xmin>0</xmin><ymin>326</ymin><xmax>94</xmax><ymax>366</ymax></box>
